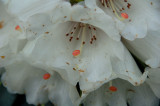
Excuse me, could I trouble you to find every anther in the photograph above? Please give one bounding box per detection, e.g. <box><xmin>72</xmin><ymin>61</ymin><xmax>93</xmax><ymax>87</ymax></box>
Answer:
<box><xmin>109</xmin><ymin>81</ymin><xmax>117</xmax><ymax>92</ymax></box>
<box><xmin>66</xmin><ymin>33</ymin><xmax>69</xmax><ymax>36</ymax></box>
<box><xmin>109</xmin><ymin>86</ymin><xmax>117</xmax><ymax>92</ymax></box>
<box><xmin>43</xmin><ymin>73</ymin><xmax>51</xmax><ymax>80</ymax></box>
<box><xmin>72</xmin><ymin>50</ymin><xmax>80</xmax><ymax>56</ymax></box>
<box><xmin>121</xmin><ymin>13</ymin><xmax>129</xmax><ymax>19</ymax></box>
<box><xmin>15</xmin><ymin>25</ymin><xmax>22</xmax><ymax>32</ymax></box>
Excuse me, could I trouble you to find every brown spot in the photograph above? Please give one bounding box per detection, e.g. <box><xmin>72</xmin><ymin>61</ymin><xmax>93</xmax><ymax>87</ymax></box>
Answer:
<box><xmin>126</xmin><ymin>70</ymin><xmax>128</xmax><ymax>72</ymax></box>
<box><xmin>135</xmin><ymin>82</ymin><xmax>138</xmax><ymax>86</ymax></box>
<box><xmin>79</xmin><ymin>69</ymin><xmax>85</xmax><ymax>72</ymax></box>
<box><xmin>99</xmin><ymin>81</ymin><xmax>103</xmax><ymax>83</ymax></box>
<box><xmin>128</xmin><ymin>89</ymin><xmax>135</xmax><ymax>93</ymax></box>
<box><xmin>135</xmin><ymin>34</ymin><xmax>138</xmax><ymax>37</ymax></box>
<box><xmin>82</xmin><ymin>90</ymin><xmax>86</xmax><ymax>94</ymax></box>
<box><xmin>66</xmin><ymin>62</ymin><xmax>70</xmax><ymax>65</ymax></box>
<box><xmin>80</xmin><ymin>19</ymin><xmax>85</xmax><ymax>21</ymax></box>
<box><xmin>70</xmin><ymin>16</ymin><xmax>73</xmax><ymax>21</ymax></box>
<box><xmin>42</xmin><ymin>24</ymin><xmax>45</xmax><ymax>27</ymax></box>
<box><xmin>150</xmin><ymin>2</ymin><xmax>153</xmax><ymax>5</ymax></box>
<box><xmin>45</xmin><ymin>32</ymin><xmax>49</xmax><ymax>34</ymax></box>
<box><xmin>73</xmin><ymin>68</ymin><xmax>76</xmax><ymax>71</ymax></box>
<box><xmin>1</xmin><ymin>56</ymin><xmax>5</xmax><ymax>59</ymax></box>
<box><xmin>127</xmin><ymin>3</ymin><xmax>131</xmax><ymax>9</ymax></box>
<box><xmin>0</xmin><ymin>21</ymin><xmax>4</xmax><ymax>29</ymax></box>
<box><xmin>84</xmin><ymin>6</ymin><xmax>87</xmax><ymax>8</ymax></box>
<box><xmin>64</xmin><ymin>16</ymin><xmax>67</xmax><ymax>18</ymax></box>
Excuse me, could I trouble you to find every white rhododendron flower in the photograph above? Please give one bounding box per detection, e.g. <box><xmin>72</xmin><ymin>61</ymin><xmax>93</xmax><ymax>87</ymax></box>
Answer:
<box><xmin>19</xmin><ymin>1</ymin><xmax>148</xmax><ymax>94</ymax></box>
<box><xmin>0</xmin><ymin>1</ymin><xmax>26</xmax><ymax>67</ymax></box>
<box><xmin>82</xmin><ymin>79</ymin><xmax>159</xmax><ymax>106</ymax></box>
<box><xmin>2</xmin><ymin>60</ymin><xmax>79</xmax><ymax>106</ymax></box>
<box><xmin>0</xmin><ymin>0</ymin><xmax>160</xmax><ymax>106</ymax></box>
<box><xmin>85</xmin><ymin>0</ymin><xmax>160</xmax><ymax>41</ymax></box>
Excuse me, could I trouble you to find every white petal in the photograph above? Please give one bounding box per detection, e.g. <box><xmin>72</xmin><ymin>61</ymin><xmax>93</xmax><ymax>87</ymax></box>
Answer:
<box><xmin>22</xmin><ymin>21</ymin><xmax>147</xmax><ymax>94</ymax></box>
<box><xmin>85</xmin><ymin>0</ymin><xmax>160</xmax><ymax>40</ymax></box>
<box><xmin>1</xmin><ymin>61</ymin><xmax>49</xmax><ymax>105</ymax></box>
<box><xmin>82</xmin><ymin>79</ymin><xmax>159</xmax><ymax>106</ymax></box>
<box><xmin>47</xmin><ymin>74</ymin><xmax>79</xmax><ymax>106</ymax></box>
<box><xmin>1</xmin><ymin>60</ymin><xmax>79</xmax><ymax>105</ymax></box>
<box><xmin>123</xmin><ymin>31</ymin><xmax>160</xmax><ymax>68</ymax></box>
<box><xmin>70</xmin><ymin>5</ymin><xmax>120</xmax><ymax>41</ymax></box>
<box><xmin>0</xmin><ymin>2</ymin><xmax>27</xmax><ymax>67</ymax></box>
<box><xmin>5</xmin><ymin>0</ymin><xmax>62</xmax><ymax>21</ymax></box>
<box><xmin>146</xmin><ymin>68</ymin><xmax>160</xmax><ymax>98</ymax></box>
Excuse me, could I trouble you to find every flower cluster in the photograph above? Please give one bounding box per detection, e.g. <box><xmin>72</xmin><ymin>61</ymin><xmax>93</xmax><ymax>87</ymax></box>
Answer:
<box><xmin>0</xmin><ymin>0</ymin><xmax>160</xmax><ymax>106</ymax></box>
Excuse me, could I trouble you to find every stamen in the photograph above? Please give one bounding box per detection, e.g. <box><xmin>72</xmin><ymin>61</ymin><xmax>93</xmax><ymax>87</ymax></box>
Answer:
<box><xmin>76</xmin><ymin>26</ymin><xmax>83</xmax><ymax>40</ymax></box>
<box><xmin>66</xmin><ymin>22</ymin><xmax>97</xmax><ymax>57</ymax></box>
<box><xmin>43</xmin><ymin>73</ymin><xmax>51</xmax><ymax>80</ymax></box>
<box><xmin>101</xmin><ymin>0</ymin><xmax>130</xmax><ymax>21</ymax></box>
<box><xmin>79</xmin><ymin>24</ymin><xmax>86</xmax><ymax>55</ymax></box>
<box><xmin>109</xmin><ymin>81</ymin><xmax>117</xmax><ymax>92</ymax></box>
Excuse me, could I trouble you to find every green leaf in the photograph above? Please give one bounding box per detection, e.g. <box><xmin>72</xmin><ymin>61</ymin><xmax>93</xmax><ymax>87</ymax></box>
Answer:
<box><xmin>70</xmin><ymin>0</ymin><xmax>84</xmax><ymax>5</ymax></box>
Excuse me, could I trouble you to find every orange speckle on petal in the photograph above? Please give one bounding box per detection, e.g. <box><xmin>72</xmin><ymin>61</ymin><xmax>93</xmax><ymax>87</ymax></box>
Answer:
<box><xmin>121</xmin><ymin>13</ymin><xmax>129</xmax><ymax>19</ymax></box>
<box><xmin>43</xmin><ymin>73</ymin><xmax>51</xmax><ymax>80</ymax></box>
<box><xmin>1</xmin><ymin>56</ymin><xmax>5</xmax><ymax>59</ymax></box>
<box><xmin>109</xmin><ymin>86</ymin><xmax>117</xmax><ymax>92</ymax></box>
<box><xmin>72</xmin><ymin>50</ymin><xmax>80</xmax><ymax>56</ymax></box>
<box><xmin>15</xmin><ymin>25</ymin><xmax>22</xmax><ymax>32</ymax></box>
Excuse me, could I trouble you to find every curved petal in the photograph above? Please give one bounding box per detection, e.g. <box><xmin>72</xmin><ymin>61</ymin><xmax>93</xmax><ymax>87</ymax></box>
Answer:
<box><xmin>1</xmin><ymin>60</ymin><xmax>79</xmax><ymax>105</ymax></box>
<box><xmin>70</xmin><ymin>4</ymin><xmax>120</xmax><ymax>41</ymax></box>
<box><xmin>85</xmin><ymin>0</ymin><xmax>160</xmax><ymax>40</ymax></box>
<box><xmin>82</xmin><ymin>79</ymin><xmax>159</xmax><ymax>106</ymax></box>
<box><xmin>22</xmin><ymin>21</ymin><xmax>148</xmax><ymax>93</ymax></box>
<box><xmin>4</xmin><ymin>0</ymin><xmax>121</xmax><ymax>41</ymax></box>
<box><xmin>1</xmin><ymin>61</ymin><xmax>49</xmax><ymax>104</ymax></box>
<box><xmin>0</xmin><ymin>1</ymin><xmax>27</xmax><ymax>67</ymax></box>
<box><xmin>146</xmin><ymin>68</ymin><xmax>160</xmax><ymax>98</ymax></box>
<box><xmin>3</xmin><ymin>0</ymin><xmax>62</xmax><ymax>21</ymax></box>
<box><xmin>123</xmin><ymin>31</ymin><xmax>160</xmax><ymax>68</ymax></box>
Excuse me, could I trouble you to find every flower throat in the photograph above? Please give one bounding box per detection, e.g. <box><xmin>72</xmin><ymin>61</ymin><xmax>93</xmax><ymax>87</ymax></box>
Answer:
<box><xmin>65</xmin><ymin>22</ymin><xmax>97</xmax><ymax>57</ymax></box>
<box><xmin>100</xmin><ymin>0</ymin><xmax>131</xmax><ymax>21</ymax></box>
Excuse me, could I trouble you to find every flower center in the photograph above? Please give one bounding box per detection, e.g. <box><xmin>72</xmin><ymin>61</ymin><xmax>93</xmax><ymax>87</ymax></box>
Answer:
<box><xmin>65</xmin><ymin>22</ymin><xmax>97</xmax><ymax>57</ymax></box>
<box><xmin>100</xmin><ymin>0</ymin><xmax>131</xmax><ymax>21</ymax></box>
